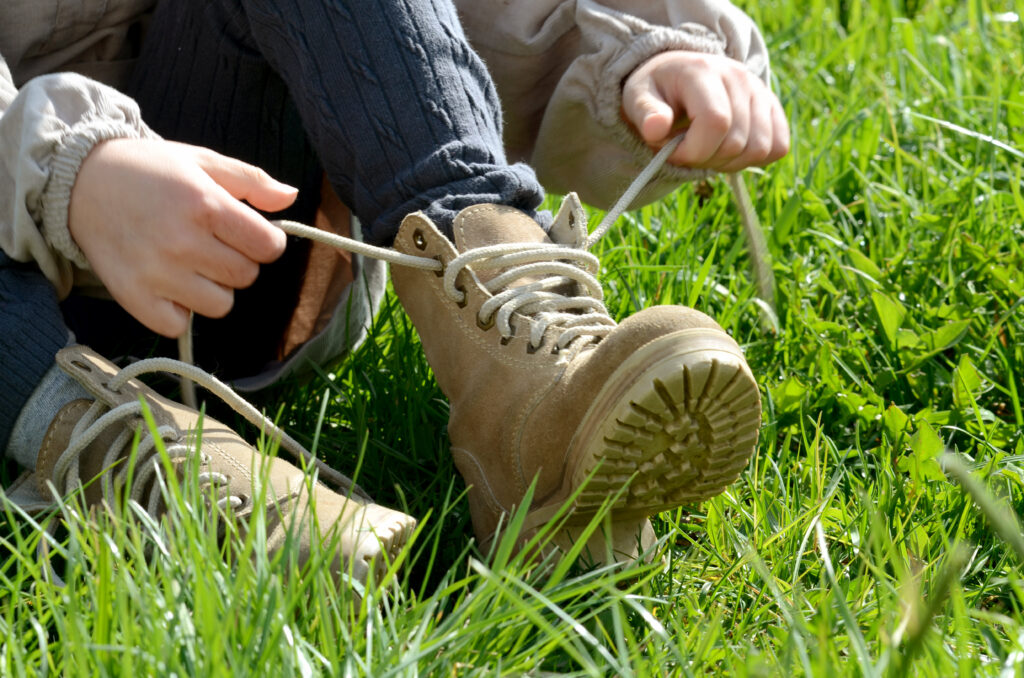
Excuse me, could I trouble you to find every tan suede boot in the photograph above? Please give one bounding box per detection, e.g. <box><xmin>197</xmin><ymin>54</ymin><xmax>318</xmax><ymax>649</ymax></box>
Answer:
<box><xmin>5</xmin><ymin>345</ymin><xmax>415</xmax><ymax>589</ymax></box>
<box><xmin>389</xmin><ymin>197</ymin><xmax>761</xmax><ymax>563</ymax></box>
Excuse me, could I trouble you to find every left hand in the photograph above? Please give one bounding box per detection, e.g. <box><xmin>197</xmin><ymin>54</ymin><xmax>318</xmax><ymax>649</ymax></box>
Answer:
<box><xmin>621</xmin><ymin>50</ymin><xmax>789</xmax><ymax>172</ymax></box>
<box><xmin>69</xmin><ymin>139</ymin><xmax>294</xmax><ymax>338</ymax></box>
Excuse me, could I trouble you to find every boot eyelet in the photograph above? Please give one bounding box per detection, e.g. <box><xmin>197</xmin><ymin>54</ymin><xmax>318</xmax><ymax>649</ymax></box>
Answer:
<box><xmin>568</xmin><ymin>212</ymin><xmax>576</xmax><ymax>228</ymax></box>
<box><xmin>500</xmin><ymin>336</ymin><xmax>512</xmax><ymax>345</ymax></box>
<box><xmin>101</xmin><ymin>380</ymin><xmax>122</xmax><ymax>395</ymax></box>
<box><xmin>476</xmin><ymin>313</ymin><xmax>494</xmax><ymax>331</ymax></box>
<box><xmin>453</xmin><ymin>283</ymin><xmax>469</xmax><ymax>308</ymax></box>
<box><xmin>550</xmin><ymin>344</ymin><xmax>561</xmax><ymax>355</ymax></box>
<box><xmin>526</xmin><ymin>342</ymin><xmax>543</xmax><ymax>355</ymax></box>
<box><xmin>70</xmin><ymin>360</ymin><xmax>91</xmax><ymax>372</ymax></box>
<box><xmin>413</xmin><ymin>229</ymin><xmax>427</xmax><ymax>250</ymax></box>
<box><xmin>433</xmin><ymin>256</ymin><xmax>445</xmax><ymax>277</ymax></box>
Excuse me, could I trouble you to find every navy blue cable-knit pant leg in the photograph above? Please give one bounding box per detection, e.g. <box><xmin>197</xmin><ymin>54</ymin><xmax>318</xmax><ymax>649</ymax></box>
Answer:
<box><xmin>131</xmin><ymin>0</ymin><xmax>548</xmax><ymax>246</ymax></box>
<box><xmin>3</xmin><ymin>0</ymin><xmax>550</xmax><ymax>448</ymax></box>
<box><xmin>121</xmin><ymin>0</ymin><xmax>549</xmax><ymax>375</ymax></box>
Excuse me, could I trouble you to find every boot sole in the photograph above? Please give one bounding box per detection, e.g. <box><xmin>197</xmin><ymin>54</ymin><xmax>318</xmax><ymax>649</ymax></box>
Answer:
<box><xmin>349</xmin><ymin>504</ymin><xmax>417</xmax><ymax>587</ymax></box>
<box><xmin>557</xmin><ymin>327</ymin><xmax>760</xmax><ymax>522</ymax></box>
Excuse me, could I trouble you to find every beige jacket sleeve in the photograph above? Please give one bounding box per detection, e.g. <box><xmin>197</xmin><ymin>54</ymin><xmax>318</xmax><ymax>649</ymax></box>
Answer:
<box><xmin>0</xmin><ymin>56</ymin><xmax>158</xmax><ymax>297</ymax></box>
<box><xmin>458</xmin><ymin>0</ymin><xmax>770</xmax><ymax>209</ymax></box>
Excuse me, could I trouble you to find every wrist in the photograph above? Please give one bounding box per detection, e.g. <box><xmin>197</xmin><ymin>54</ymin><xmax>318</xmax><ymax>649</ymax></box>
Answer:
<box><xmin>45</xmin><ymin>125</ymin><xmax>147</xmax><ymax>271</ymax></box>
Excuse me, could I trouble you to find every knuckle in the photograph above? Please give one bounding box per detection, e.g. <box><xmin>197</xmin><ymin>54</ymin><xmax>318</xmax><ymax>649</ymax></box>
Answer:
<box><xmin>678</xmin><ymin>150</ymin><xmax>710</xmax><ymax>169</ymax></box>
<box><xmin>704</xmin><ymin>108</ymin><xmax>732</xmax><ymax>134</ymax></box>
<box><xmin>689</xmin><ymin>52</ymin><xmax>715</xmax><ymax>70</ymax></box>
<box><xmin>253</xmin><ymin>166</ymin><xmax>272</xmax><ymax>184</ymax></box>
<box><xmin>206</xmin><ymin>289</ymin><xmax>235</xmax><ymax>319</ymax></box>
<box><xmin>184</xmin><ymin>188</ymin><xmax>219</xmax><ymax>223</ymax></box>
<box><xmin>774</xmin><ymin>135</ymin><xmax>791</xmax><ymax>159</ymax></box>
<box><xmin>191</xmin><ymin>146</ymin><xmax>217</xmax><ymax>166</ymax></box>
<box><xmin>748</xmin><ymin>135</ymin><xmax>773</xmax><ymax>162</ymax></box>
<box><xmin>233</xmin><ymin>260</ymin><xmax>260</xmax><ymax>288</ymax></box>
<box><xmin>198</xmin><ymin>201</ymin><xmax>228</xmax><ymax>234</ymax></box>
<box><xmin>256</xmin><ymin>225</ymin><xmax>287</xmax><ymax>261</ymax></box>
<box><xmin>165</xmin><ymin>316</ymin><xmax>188</xmax><ymax>338</ymax></box>
<box><xmin>179</xmin><ymin>182</ymin><xmax>206</xmax><ymax>209</ymax></box>
<box><xmin>155</xmin><ymin>307</ymin><xmax>188</xmax><ymax>338</ymax></box>
<box><xmin>738</xmin><ymin>65</ymin><xmax>761</xmax><ymax>84</ymax></box>
<box><xmin>238</xmin><ymin>161</ymin><xmax>268</xmax><ymax>185</ymax></box>
<box><xmin>719</xmin><ymin>134</ymin><xmax>746</xmax><ymax>159</ymax></box>
<box><xmin>163</xmin><ymin>231</ymin><xmax>191</xmax><ymax>260</ymax></box>
<box><xmin>639</xmin><ymin>97</ymin><xmax>660</xmax><ymax>117</ymax></box>
<box><xmin>723</xmin><ymin>60</ymin><xmax>746</xmax><ymax>77</ymax></box>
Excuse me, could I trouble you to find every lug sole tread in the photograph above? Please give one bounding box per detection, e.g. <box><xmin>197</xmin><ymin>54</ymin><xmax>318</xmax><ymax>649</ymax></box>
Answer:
<box><xmin>570</xmin><ymin>352</ymin><xmax>760</xmax><ymax>517</ymax></box>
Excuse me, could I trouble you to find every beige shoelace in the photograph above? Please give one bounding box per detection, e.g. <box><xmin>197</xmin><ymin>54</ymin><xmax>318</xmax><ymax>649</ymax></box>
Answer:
<box><xmin>51</xmin><ymin>356</ymin><xmax>369</xmax><ymax>514</ymax></box>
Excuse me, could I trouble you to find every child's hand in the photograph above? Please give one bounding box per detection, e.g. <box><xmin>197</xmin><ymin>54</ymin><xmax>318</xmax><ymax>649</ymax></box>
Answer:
<box><xmin>622</xmin><ymin>50</ymin><xmax>789</xmax><ymax>172</ymax></box>
<box><xmin>68</xmin><ymin>139</ymin><xmax>294</xmax><ymax>338</ymax></box>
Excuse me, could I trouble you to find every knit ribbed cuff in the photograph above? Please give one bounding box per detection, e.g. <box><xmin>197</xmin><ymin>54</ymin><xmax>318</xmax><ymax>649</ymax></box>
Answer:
<box><xmin>40</xmin><ymin>120</ymin><xmax>158</xmax><ymax>271</ymax></box>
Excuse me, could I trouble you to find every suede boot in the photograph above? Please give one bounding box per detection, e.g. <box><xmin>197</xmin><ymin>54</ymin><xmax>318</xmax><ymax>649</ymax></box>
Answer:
<box><xmin>5</xmin><ymin>345</ymin><xmax>415</xmax><ymax>589</ymax></box>
<box><xmin>389</xmin><ymin>196</ymin><xmax>761</xmax><ymax>563</ymax></box>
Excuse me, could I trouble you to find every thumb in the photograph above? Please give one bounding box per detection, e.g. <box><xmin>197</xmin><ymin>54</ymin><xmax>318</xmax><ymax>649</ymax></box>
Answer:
<box><xmin>623</xmin><ymin>80</ymin><xmax>675</xmax><ymax>146</ymax></box>
<box><xmin>191</xmin><ymin>147</ymin><xmax>299</xmax><ymax>212</ymax></box>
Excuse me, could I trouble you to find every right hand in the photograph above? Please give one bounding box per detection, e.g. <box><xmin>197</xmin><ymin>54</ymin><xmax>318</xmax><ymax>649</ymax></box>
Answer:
<box><xmin>622</xmin><ymin>51</ymin><xmax>789</xmax><ymax>172</ymax></box>
<box><xmin>69</xmin><ymin>139</ymin><xmax>295</xmax><ymax>337</ymax></box>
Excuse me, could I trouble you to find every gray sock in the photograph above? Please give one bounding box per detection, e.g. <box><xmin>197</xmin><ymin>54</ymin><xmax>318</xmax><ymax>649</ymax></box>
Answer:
<box><xmin>4</xmin><ymin>363</ymin><xmax>90</xmax><ymax>470</ymax></box>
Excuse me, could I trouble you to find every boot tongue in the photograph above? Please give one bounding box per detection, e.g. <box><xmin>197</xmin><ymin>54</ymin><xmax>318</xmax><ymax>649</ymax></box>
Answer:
<box><xmin>34</xmin><ymin>399</ymin><xmax>125</xmax><ymax>505</ymax></box>
<box><xmin>452</xmin><ymin>204</ymin><xmax>551</xmax><ymax>284</ymax></box>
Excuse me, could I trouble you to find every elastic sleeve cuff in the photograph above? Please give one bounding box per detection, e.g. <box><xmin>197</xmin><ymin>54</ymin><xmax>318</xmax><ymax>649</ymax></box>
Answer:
<box><xmin>40</xmin><ymin>120</ymin><xmax>158</xmax><ymax>270</ymax></box>
<box><xmin>595</xmin><ymin>23</ymin><xmax>727</xmax><ymax>191</ymax></box>
<box><xmin>596</xmin><ymin>22</ymin><xmax>725</xmax><ymax>128</ymax></box>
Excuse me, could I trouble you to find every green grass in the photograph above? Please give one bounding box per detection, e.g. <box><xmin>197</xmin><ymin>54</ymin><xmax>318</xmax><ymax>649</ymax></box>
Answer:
<box><xmin>4</xmin><ymin>0</ymin><xmax>1024</xmax><ymax>674</ymax></box>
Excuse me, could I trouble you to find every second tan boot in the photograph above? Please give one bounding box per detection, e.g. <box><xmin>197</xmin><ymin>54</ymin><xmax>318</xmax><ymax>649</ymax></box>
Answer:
<box><xmin>5</xmin><ymin>345</ymin><xmax>416</xmax><ymax>590</ymax></box>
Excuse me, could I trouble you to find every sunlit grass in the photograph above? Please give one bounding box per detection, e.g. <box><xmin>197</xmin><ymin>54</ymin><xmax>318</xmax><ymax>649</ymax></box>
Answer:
<box><xmin>3</xmin><ymin>0</ymin><xmax>1024</xmax><ymax>674</ymax></box>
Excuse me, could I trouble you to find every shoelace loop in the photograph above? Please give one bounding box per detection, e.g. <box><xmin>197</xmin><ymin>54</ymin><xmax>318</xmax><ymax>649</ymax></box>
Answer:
<box><xmin>443</xmin><ymin>243</ymin><xmax>613</xmax><ymax>350</ymax></box>
<box><xmin>268</xmin><ymin>134</ymin><xmax>688</xmax><ymax>356</ymax></box>
<box><xmin>51</xmin><ymin>356</ymin><xmax>369</xmax><ymax>513</ymax></box>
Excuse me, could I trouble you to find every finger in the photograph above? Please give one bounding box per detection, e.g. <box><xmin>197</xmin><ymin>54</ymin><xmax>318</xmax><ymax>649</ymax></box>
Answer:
<box><xmin>117</xmin><ymin>289</ymin><xmax>191</xmax><ymax>338</ymax></box>
<box><xmin>622</xmin><ymin>75</ymin><xmax>675</xmax><ymax>145</ymax></box>
<box><xmin>155</xmin><ymin>272</ymin><xmax>236</xmax><ymax>320</ymax></box>
<box><xmin>192</xmin><ymin>239</ymin><xmax>261</xmax><ymax>290</ymax></box>
<box><xmin>120</xmin><ymin>252</ymin><xmax>236</xmax><ymax>330</ymax></box>
<box><xmin>86</xmin><ymin>258</ymin><xmax>184</xmax><ymax>338</ymax></box>
<box><xmin>189</xmin><ymin>146</ymin><xmax>299</xmax><ymax>213</ymax></box>
<box><xmin>767</xmin><ymin>99</ymin><xmax>791</xmax><ymax>164</ymax></box>
<box><xmin>669</xmin><ymin>75</ymin><xmax>732</xmax><ymax>167</ymax></box>
<box><xmin>703</xmin><ymin>75</ymin><xmax>752</xmax><ymax>170</ymax></box>
<box><xmin>147</xmin><ymin>299</ymin><xmax>192</xmax><ymax>338</ymax></box>
<box><xmin>720</xmin><ymin>94</ymin><xmax>773</xmax><ymax>172</ymax></box>
<box><xmin>203</xmin><ymin>188</ymin><xmax>288</xmax><ymax>263</ymax></box>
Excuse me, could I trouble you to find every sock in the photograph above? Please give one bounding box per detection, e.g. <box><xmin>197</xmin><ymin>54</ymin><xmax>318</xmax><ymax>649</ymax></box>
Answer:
<box><xmin>4</xmin><ymin>362</ymin><xmax>90</xmax><ymax>470</ymax></box>
<box><xmin>0</xmin><ymin>251</ymin><xmax>74</xmax><ymax>456</ymax></box>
